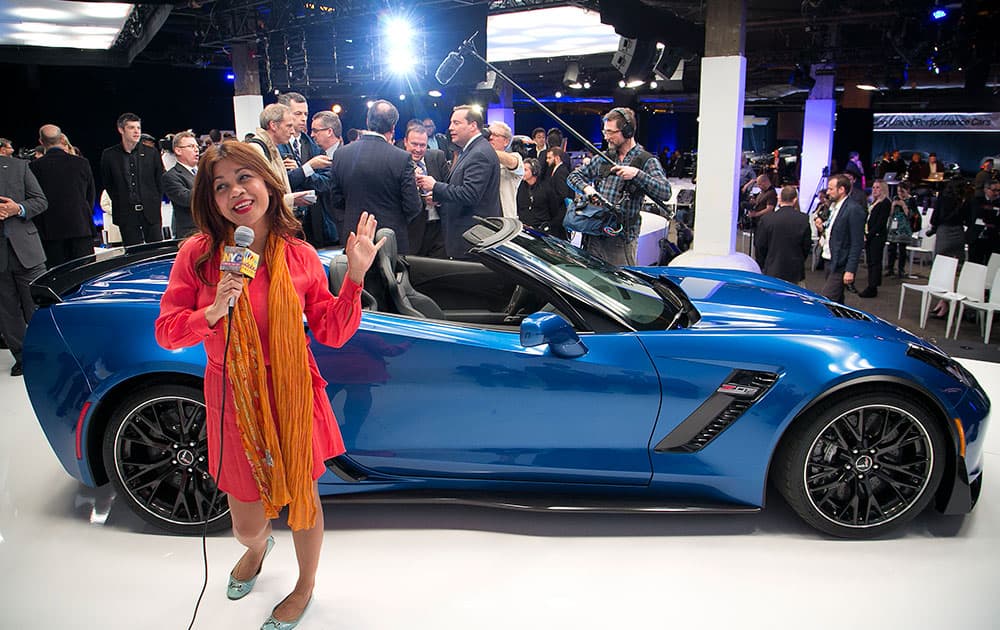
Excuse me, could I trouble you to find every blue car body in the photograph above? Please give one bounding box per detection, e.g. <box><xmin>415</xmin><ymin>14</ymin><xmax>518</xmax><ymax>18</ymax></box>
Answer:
<box><xmin>23</xmin><ymin>221</ymin><xmax>990</xmax><ymax>536</ymax></box>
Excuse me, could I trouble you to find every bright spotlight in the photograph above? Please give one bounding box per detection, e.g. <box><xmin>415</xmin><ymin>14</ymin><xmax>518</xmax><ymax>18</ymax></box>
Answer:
<box><xmin>649</xmin><ymin>81</ymin><xmax>658</xmax><ymax>89</ymax></box>
<box><xmin>332</xmin><ymin>104</ymin><xmax>343</xmax><ymax>114</ymax></box>
<box><xmin>554</xmin><ymin>91</ymin><xmax>563</xmax><ymax>98</ymax></box>
<box><xmin>366</xmin><ymin>100</ymin><xmax>374</xmax><ymax>108</ymax></box>
<box><xmin>387</xmin><ymin>48</ymin><xmax>416</xmax><ymax>74</ymax></box>
<box><xmin>399</xmin><ymin>94</ymin><xmax>406</xmax><ymax>101</ymax></box>
<box><xmin>618</xmin><ymin>79</ymin><xmax>626</xmax><ymax>88</ymax></box>
<box><xmin>385</xmin><ymin>16</ymin><xmax>412</xmax><ymax>40</ymax></box>
<box><xmin>428</xmin><ymin>89</ymin><xmax>442</xmax><ymax>98</ymax></box>
<box><xmin>583</xmin><ymin>81</ymin><xmax>591</xmax><ymax>89</ymax></box>
<box><xmin>931</xmin><ymin>7</ymin><xmax>947</xmax><ymax>20</ymax></box>
<box><xmin>626</xmin><ymin>79</ymin><xmax>645</xmax><ymax>88</ymax></box>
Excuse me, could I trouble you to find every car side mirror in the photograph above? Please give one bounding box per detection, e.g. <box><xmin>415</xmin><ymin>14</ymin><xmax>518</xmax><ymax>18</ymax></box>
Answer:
<box><xmin>519</xmin><ymin>312</ymin><xmax>588</xmax><ymax>358</ymax></box>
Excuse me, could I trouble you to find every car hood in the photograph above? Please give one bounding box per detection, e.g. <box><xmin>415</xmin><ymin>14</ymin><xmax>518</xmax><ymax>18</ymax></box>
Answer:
<box><xmin>633</xmin><ymin>266</ymin><xmax>918</xmax><ymax>341</ymax></box>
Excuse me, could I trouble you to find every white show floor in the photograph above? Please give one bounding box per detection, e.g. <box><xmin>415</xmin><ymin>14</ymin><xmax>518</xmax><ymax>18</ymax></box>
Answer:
<box><xmin>1</xmin><ymin>357</ymin><xmax>999</xmax><ymax>629</ymax></box>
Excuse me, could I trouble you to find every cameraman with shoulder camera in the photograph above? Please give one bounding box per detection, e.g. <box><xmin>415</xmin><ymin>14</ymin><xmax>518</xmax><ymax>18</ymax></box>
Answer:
<box><xmin>566</xmin><ymin>107</ymin><xmax>670</xmax><ymax>266</ymax></box>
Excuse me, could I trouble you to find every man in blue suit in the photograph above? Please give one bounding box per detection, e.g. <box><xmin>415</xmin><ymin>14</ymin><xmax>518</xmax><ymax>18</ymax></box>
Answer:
<box><xmin>820</xmin><ymin>173</ymin><xmax>866</xmax><ymax>304</ymax></box>
<box><xmin>415</xmin><ymin>105</ymin><xmax>500</xmax><ymax>260</ymax></box>
<box><xmin>329</xmin><ymin>99</ymin><xmax>422</xmax><ymax>254</ymax></box>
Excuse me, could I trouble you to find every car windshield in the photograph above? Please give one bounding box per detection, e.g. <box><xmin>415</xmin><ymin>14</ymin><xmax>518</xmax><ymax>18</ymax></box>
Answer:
<box><xmin>496</xmin><ymin>229</ymin><xmax>687</xmax><ymax>330</ymax></box>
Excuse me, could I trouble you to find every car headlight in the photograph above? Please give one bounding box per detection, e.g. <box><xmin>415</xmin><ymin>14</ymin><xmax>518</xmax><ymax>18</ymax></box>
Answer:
<box><xmin>907</xmin><ymin>343</ymin><xmax>979</xmax><ymax>389</ymax></box>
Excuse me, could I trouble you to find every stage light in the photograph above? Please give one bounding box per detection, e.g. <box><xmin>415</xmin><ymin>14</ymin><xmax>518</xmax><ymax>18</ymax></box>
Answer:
<box><xmin>399</xmin><ymin>94</ymin><xmax>406</xmax><ymax>101</ymax></box>
<box><xmin>225</xmin><ymin>72</ymin><xmax>235</xmax><ymax>81</ymax></box>
<box><xmin>332</xmin><ymin>104</ymin><xmax>342</xmax><ymax>114</ymax></box>
<box><xmin>856</xmin><ymin>84</ymin><xmax>879</xmax><ymax>91</ymax></box>
<box><xmin>428</xmin><ymin>89</ymin><xmax>442</xmax><ymax>98</ymax></box>
<box><xmin>383</xmin><ymin>14</ymin><xmax>418</xmax><ymax>76</ymax></box>
<box><xmin>649</xmin><ymin>80</ymin><xmax>658</xmax><ymax>89</ymax></box>
<box><xmin>618</xmin><ymin>79</ymin><xmax>626</xmax><ymax>88</ymax></box>
<box><xmin>931</xmin><ymin>7</ymin><xmax>947</xmax><ymax>20</ymax></box>
<box><xmin>567</xmin><ymin>82</ymin><xmax>583</xmax><ymax>89</ymax></box>
<box><xmin>387</xmin><ymin>49</ymin><xmax>416</xmax><ymax>74</ymax></box>
<box><xmin>555</xmin><ymin>91</ymin><xmax>563</xmax><ymax>98</ymax></box>
<box><xmin>583</xmin><ymin>81</ymin><xmax>591</xmax><ymax>89</ymax></box>
<box><xmin>366</xmin><ymin>100</ymin><xmax>374</xmax><ymax>108</ymax></box>
<box><xmin>626</xmin><ymin>79</ymin><xmax>645</xmax><ymax>88</ymax></box>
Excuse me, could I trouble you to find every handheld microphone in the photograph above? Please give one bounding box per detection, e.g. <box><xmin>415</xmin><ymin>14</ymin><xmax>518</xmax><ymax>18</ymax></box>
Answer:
<box><xmin>435</xmin><ymin>51</ymin><xmax>464</xmax><ymax>85</ymax></box>
<box><xmin>220</xmin><ymin>225</ymin><xmax>259</xmax><ymax>308</ymax></box>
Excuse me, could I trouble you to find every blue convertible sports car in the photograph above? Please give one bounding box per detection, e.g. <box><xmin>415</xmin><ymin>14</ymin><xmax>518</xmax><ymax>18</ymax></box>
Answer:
<box><xmin>23</xmin><ymin>218</ymin><xmax>990</xmax><ymax>539</ymax></box>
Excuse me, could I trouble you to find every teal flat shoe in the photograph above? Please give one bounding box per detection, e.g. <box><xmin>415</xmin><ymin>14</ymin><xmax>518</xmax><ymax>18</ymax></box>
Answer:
<box><xmin>261</xmin><ymin>596</ymin><xmax>312</xmax><ymax>630</ymax></box>
<box><xmin>226</xmin><ymin>536</ymin><xmax>274</xmax><ymax>600</ymax></box>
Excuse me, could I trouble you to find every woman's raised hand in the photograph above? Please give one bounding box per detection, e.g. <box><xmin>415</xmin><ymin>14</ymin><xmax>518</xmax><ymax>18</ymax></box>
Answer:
<box><xmin>345</xmin><ymin>212</ymin><xmax>387</xmax><ymax>284</ymax></box>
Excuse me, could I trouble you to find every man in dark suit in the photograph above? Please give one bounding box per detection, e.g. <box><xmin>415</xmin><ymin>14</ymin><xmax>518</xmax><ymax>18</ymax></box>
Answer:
<box><xmin>415</xmin><ymin>105</ymin><xmax>501</xmax><ymax>260</ymax></box>
<box><xmin>820</xmin><ymin>173</ymin><xmax>867</xmax><ymax>304</ymax></box>
<box><xmin>162</xmin><ymin>131</ymin><xmax>199</xmax><ymax>239</ymax></box>
<box><xmin>329</xmin><ymin>99</ymin><xmax>422</xmax><ymax>254</ymax></box>
<box><xmin>403</xmin><ymin>124</ymin><xmax>449</xmax><ymax>257</ymax></box>
<box><xmin>100</xmin><ymin>112</ymin><xmax>164</xmax><ymax>246</ymax></box>
<box><xmin>29</xmin><ymin>124</ymin><xmax>95</xmax><ymax>266</ymax></box>
<box><xmin>754</xmin><ymin>186</ymin><xmax>812</xmax><ymax>285</ymax></box>
<box><xmin>545</xmin><ymin>147</ymin><xmax>572</xmax><ymax>208</ymax></box>
<box><xmin>276</xmin><ymin>92</ymin><xmax>335</xmax><ymax>247</ymax></box>
<box><xmin>0</xmin><ymin>154</ymin><xmax>48</xmax><ymax>375</ymax></box>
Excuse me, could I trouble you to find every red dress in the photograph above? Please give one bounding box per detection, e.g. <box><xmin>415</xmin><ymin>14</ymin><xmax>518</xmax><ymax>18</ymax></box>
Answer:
<box><xmin>154</xmin><ymin>234</ymin><xmax>362</xmax><ymax>501</ymax></box>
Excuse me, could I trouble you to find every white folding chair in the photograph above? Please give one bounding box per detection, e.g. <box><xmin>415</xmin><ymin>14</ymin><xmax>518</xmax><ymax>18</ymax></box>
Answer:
<box><xmin>956</xmin><ymin>272</ymin><xmax>1000</xmax><ymax>344</ymax></box>
<box><xmin>898</xmin><ymin>255</ymin><xmax>958</xmax><ymax>328</ymax></box>
<box><xmin>906</xmin><ymin>232</ymin><xmax>936</xmax><ymax>276</ymax></box>
<box><xmin>985</xmin><ymin>252</ymin><xmax>1000</xmax><ymax>296</ymax></box>
<box><xmin>929</xmin><ymin>262</ymin><xmax>987</xmax><ymax>338</ymax></box>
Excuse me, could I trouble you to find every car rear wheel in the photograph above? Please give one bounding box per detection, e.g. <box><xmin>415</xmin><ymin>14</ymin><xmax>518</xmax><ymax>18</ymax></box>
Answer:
<box><xmin>774</xmin><ymin>391</ymin><xmax>946</xmax><ymax>538</ymax></box>
<box><xmin>102</xmin><ymin>384</ymin><xmax>231</xmax><ymax>534</ymax></box>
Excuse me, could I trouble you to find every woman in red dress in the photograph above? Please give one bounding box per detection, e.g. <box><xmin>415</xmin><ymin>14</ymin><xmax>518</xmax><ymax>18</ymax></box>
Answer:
<box><xmin>155</xmin><ymin>141</ymin><xmax>383</xmax><ymax>629</ymax></box>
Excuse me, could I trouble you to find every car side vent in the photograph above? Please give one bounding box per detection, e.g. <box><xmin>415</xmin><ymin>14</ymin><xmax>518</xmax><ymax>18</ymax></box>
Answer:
<box><xmin>824</xmin><ymin>303</ymin><xmax>873</xmax><ymax>322</ymax></box>
<box><xmin>655</xmin><ymin>370</ymin><xmax>779</xmax><ymax>453</ymax></box>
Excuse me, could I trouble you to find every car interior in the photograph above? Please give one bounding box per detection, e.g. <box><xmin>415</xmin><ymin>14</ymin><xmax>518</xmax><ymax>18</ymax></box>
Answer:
<box><xmin>328</xmin><ymin>228</ymin><xmax>541</xmax><ymax>328</ymax></box>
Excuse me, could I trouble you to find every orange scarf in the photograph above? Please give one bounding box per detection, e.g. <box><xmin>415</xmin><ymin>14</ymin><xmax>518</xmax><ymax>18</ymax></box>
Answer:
<box><xmin>225</xmin><ymin>234</ymin><xmax>316</xmax><ymax>530</ymax></box>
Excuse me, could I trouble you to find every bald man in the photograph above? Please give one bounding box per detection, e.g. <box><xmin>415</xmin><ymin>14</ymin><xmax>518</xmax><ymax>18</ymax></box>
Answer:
<box><xmin>29</xmin><ymin>124</ymin><xmax>96</xmax><ymax>267</ymax></box>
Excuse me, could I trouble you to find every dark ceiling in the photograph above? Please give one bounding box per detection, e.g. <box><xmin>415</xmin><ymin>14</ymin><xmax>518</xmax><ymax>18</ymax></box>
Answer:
<box><xmin>9</xmin><ymin>0</ymin><xmax>1000</xmax><ymax>113</ymax></box>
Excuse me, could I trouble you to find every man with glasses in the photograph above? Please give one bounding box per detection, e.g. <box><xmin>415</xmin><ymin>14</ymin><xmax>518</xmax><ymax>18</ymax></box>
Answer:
<box><xmin>487</xmin><ymin>121</ymin><xmax>523</xmax><ymax>219</ymax></box>
<box><xmin>162</xmin><ymin>131</ymin><xmax>200</xmax><ymax>239</ymax></box>
<box><xmin>305</xmin><ymin>110</ymin><xmax>343</xmax><ymax>245</ymax></box>
<box><xmin>0</xmin><ymin>139</ymin><xmax>13</xmax><ymax>157</ymax></box>
<box><xmin>567</xmin><ymin>107</ymin><xmax>671</xmax><ymax>266</ymax></box>
<box><xmin>276</xmin><ymin>93</ymin><xmax>335</xmax><ymax>247</ymax></box>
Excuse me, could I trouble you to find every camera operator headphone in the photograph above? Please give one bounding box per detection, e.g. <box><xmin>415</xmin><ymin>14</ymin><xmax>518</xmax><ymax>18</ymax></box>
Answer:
<box><xmin>609</xmin><ymin>107</ymin><xmax>635</xmax><ymax>139</ymax></box>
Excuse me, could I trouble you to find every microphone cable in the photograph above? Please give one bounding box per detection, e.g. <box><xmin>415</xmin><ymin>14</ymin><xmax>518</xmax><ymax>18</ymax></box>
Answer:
<box><xmin>187</xmin><ymin>303</ymin><xmax>235</xmax><ymax>630</ymax></box>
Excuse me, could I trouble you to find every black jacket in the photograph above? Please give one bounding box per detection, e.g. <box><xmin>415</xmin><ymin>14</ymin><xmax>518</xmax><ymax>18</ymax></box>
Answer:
<box><xmin>29</xmin><ymin>147</ymin><xmax>95</xmax><ymax>240</ymax></box>
<box><xmin>100</xmin><ymin>143</ymin><xmax>164</xmax><ymax>225</ymax></box>
<box><xmin>517</xmin><ymin>179</ymin><xmax>564</xmax><ymax>238</ymax></box>
<box><xmin>754</xmin><ymin>205</ymin><xmax>812</xmax><ymax>283</ymax></box>
<box><xmin>866</xmin><ymin>198</ymin><xmax>891</xmax><ymax>244</ymax></box>
<box><xmin>330</xmin><ymin>134</ymin><xmax>423</xmax><ymax>254</ymax></box>
<box><xmin>431</xmin><ymin>134</ymin><xmax>501</xmax><ymax>259</ymax></box>
<box><xmin>162</xmin><ymin>163</ymin><xmax>197</xmax><ymax>238</ymax></box>
<box><xmin>828</xmin><ymin>197</ymin><xmax>867</xmax><ymax>274</ymax></box>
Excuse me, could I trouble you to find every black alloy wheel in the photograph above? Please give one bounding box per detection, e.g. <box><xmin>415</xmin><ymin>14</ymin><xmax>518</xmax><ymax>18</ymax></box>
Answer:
<box><xmin>775</xmin><ymin>391</ymin><xmax>946</xmax><ymax>538</ymax></box>
<box><xmin>102</xmin><ymin>384</ymin><xmax>231</xmax><ymax>534</ymax></box>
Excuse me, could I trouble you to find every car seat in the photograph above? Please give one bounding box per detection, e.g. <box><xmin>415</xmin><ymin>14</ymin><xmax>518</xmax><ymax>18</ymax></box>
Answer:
<box><xmin>328</xmin><ymin>254</ymin><xmax>378</xmax><ymax>310</ymax></box>
<box><xmin>374</xmin><ymin>228</ymin><xmax>446</xmax><ymax>319</ymax></box>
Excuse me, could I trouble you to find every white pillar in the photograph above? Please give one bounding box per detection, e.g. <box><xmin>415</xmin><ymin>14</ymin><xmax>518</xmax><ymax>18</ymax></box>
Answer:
<box><xmin>670</xmin><ymin>55</ymin><xmax>758</xmax><ymax>271</ymax></box>
<box><xmin>799</xmin><ymin>71</ymin><xmax>836</xmax><ymax>214</ymax></box>
<box><xmin>234</xmin><ymin>94</ymin><xmax>264</xmax><ymax>141</ymax></box>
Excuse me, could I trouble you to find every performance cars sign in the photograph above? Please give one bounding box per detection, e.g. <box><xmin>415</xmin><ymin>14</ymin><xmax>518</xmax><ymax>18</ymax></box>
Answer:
<box><xmin>874</xmin><ymin>112</ymin><xmax>1000</xmax><ymax>132</ymax></box>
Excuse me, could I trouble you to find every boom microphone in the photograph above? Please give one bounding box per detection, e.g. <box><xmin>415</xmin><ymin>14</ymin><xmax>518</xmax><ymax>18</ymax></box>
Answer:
<box><xmin>220</xmin><ymin>225</ymin><xmax>259</xmax><ymax>308</ymax></box>
<box><xmin>434</xmin><ymin>51</ymin><xmax>465</xmax><ymax>86</ymax></box>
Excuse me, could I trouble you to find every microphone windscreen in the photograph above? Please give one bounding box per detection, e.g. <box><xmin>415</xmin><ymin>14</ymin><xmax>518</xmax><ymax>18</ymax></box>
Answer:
<box><xmin>234</xmin><ymin>225</ymin><xmax>255</xmax><ymax>247</ymax></box>
<box><xmin>435</xmin><ymin>51</ymin><xmax>464</xmax><ymax>85</ymax></box>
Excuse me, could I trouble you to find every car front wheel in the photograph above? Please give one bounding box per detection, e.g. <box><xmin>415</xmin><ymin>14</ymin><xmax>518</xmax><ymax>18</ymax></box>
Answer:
<box><xmin>102</xmin><ymin>384</ymin><xmax>231</xmax><ymax>534</ymax></box>
<box><xmin>775</xmin><ymin>391</ymin><xmax>946</xmax><ymax>538</ymax></box>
